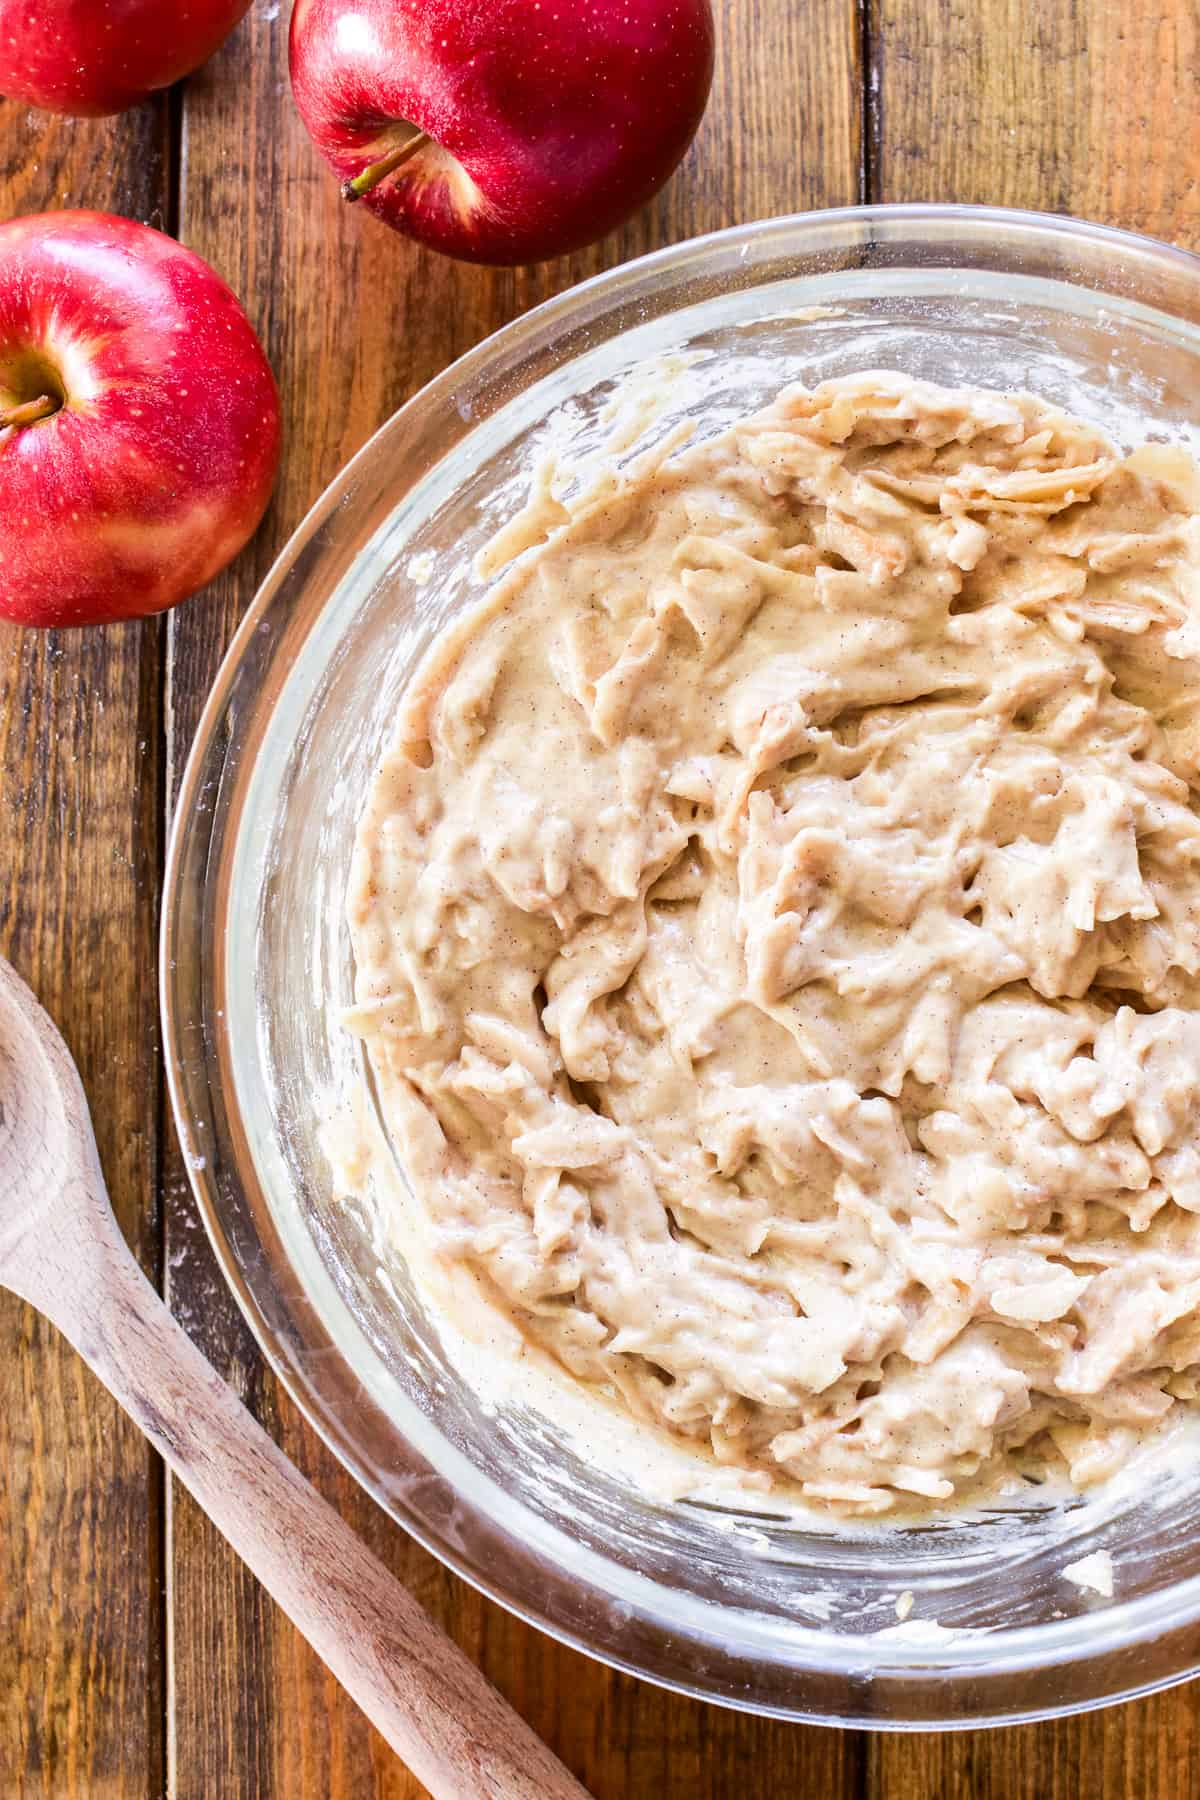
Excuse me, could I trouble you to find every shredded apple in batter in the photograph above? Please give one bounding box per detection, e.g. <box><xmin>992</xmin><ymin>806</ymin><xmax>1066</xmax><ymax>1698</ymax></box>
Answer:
<box><xmin>346</xmin><ymin>372</ymin><xmax>1200</xmax><ymax>1515</ymax></box>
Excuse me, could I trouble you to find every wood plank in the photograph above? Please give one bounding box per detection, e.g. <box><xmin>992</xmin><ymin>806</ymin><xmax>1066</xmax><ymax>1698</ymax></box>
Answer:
<box><xmin>866</xmin><ymin>1688</ymin><xmax>1200</xmax><ymax>1800</ymax></box>
<box><xmin>0</xmin><ymin>99</ymin><xmax>168</xmax><ymax>1798</ymax></box>
<box><xmin>167</xmin><ymin>1</ymin><xmax>863</xmax><ymax>1795</ymax></box>
<box><xmin>871</xmin><ymin>0</ymin><xmax>1200</xmax><ymax>243</ymax></box>
<box><xmin>869</xmin><ymin>0</ymin><xmax>1200</xmax><ymax>1789</ymax></box>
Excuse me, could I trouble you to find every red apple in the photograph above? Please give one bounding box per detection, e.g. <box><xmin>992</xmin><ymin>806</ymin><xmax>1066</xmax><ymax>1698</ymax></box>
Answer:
<box><xmin>289</xmin><ymin>0</ymin><xmax>715</xmax><ymax>266</ymax></box>
<box><xmin>0</xmin><ymin>0</ymin><xmax>251</xmax><ymax>117</ymax></box>
<box><xmin>0</xmin><ymin>211</ymin><xmax>281</xmax><ymax>629</ymax></box>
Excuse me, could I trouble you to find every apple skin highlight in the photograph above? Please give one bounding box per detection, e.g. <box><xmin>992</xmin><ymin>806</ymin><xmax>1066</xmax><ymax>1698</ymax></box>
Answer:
<box><xmin>290</xmin><ymin>0</ymin><xmax>716</xmax><ymax>265</ymax></box>
<box><xmin>0</xmin><ymin>212</ymin><xmax>281</xmax><ymax>629</ymax></box>
<box><xmin>0</xmin><ymin>0</ymin><xmax>252</xmax><ymax>116</ymax></box>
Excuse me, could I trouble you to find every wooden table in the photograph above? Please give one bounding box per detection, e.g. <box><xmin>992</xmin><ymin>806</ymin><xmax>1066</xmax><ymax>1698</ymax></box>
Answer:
<box><xmin>2</xmin><ymin>0</ymin><xmax>1199</xmax><ymax>1793</ymax></box>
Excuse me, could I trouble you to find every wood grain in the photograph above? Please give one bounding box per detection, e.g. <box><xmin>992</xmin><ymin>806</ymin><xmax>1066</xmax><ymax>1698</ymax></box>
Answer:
<box><xmin>868</xmin><ymin>0</ymin><xmax>1200</xmax><ymax>1787</ymax></box>
<box><xmin>0</xmin><ymin>98</ymin><xmax>168</xmax><ymax>1799</ymax></box>
<box><xmin>166</xmin><ymin>1</ymin><xmax>863</xmax><ymax>1796</ymax></box>
<box><xmin>871</xmin><ymin>0</ymin><xmax>1200</xmax><ymax>244</ymax></box>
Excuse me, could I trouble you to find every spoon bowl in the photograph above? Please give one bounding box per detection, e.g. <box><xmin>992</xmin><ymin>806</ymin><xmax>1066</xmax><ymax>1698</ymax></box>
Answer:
<box><xmin>0</xmin><ymin>954</ymin><xmax>105</xmax><ymax>1303</ymax></box>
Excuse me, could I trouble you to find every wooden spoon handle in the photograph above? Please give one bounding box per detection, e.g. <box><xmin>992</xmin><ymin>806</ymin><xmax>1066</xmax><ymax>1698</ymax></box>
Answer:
<box><xmin>38</xmin><ymin>1202</ymin><xmax>588</xmax><ymax>1800</ymax></box>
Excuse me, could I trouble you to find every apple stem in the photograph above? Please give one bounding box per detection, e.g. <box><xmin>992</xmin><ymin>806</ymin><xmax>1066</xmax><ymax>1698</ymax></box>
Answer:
<box><xmin>342</xmin><ymin>130</ymin><xmax>432</xmax><ymax>203</ymax></box>
<box><xmin>0</xmin><ymin>393</ymin><xmax>58</xmax><ymax>431</ymax></box>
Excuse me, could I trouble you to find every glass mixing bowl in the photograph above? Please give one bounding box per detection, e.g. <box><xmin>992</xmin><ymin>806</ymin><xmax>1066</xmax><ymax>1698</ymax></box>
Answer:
<box><xmin>163</xmin><ymin>204</ymin><xmax>1200</xmax><ymax>1729</ymax></box>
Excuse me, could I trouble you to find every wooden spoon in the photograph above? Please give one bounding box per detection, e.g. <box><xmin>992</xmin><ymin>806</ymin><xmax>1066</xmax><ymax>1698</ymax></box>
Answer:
<box><xmin>0</xmin><ymin>954</ymin><xmax>588</xmax><ymax>1800</ymax></box>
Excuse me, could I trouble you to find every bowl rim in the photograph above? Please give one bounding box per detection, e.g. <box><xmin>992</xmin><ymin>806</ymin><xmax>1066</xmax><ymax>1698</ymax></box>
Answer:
<box><xmin>162</xmin><ymin>200</ymin><xmax>1200</xmax><ymax>1727</ymax></box>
